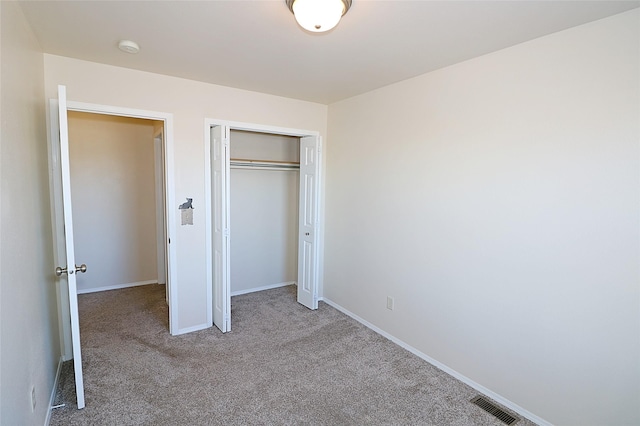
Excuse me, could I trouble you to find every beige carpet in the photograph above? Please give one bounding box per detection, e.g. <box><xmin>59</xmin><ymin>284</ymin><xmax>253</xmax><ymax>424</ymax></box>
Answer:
<box><xmin>50</xmin><ymin>284</ymin><xmax>535</xmax><ymax>425</ymax></box>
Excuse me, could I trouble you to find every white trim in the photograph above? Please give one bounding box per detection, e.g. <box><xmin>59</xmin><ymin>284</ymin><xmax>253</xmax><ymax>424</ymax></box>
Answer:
<box><xmin>45</xmin><ymin>357</ymin><xmax>64</xmax><ymax>426</ymax></box>
<box><xmin>203</xmin><ymin>123</ymin><xmax>213</xmax><ymax>327</ymax></box>
<box><xmin>206</xmin><ymin>119</ymin><xmax>319</xmax><ymax>138</ymax></box>
<box><xmin>319</xmin><ymin>297</ymin><xmax>553</xmax><ymax>426</ymax></box>
<box><xmin>77</xmin><ymin>280</ymin><xmax>158</xmax><ymax>294</ymax></box>
<box><xmin>231</xmin><ymin>281</ymin><xmax>295</xmax><ymax>297</ymax></box>
<box><xmin>153</xmin><ymin>132</ymin><xmax>167</xmax><ymax>287</ymax></box>
<box><xmin>66</xmin><ymin>101</ymin><xmax>168</xmax><ymax>122</ymax></box>
<box><xmin>163</xmin><ymin>116</ymin><xmax>177</xmax><ymax>335</ymax></box>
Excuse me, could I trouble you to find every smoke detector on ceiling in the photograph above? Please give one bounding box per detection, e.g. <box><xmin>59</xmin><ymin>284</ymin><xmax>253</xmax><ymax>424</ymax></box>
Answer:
<box><xmin>118</xmin><ymin>40</ymin><xmax>140</xmax><ymax>54</ymax></box>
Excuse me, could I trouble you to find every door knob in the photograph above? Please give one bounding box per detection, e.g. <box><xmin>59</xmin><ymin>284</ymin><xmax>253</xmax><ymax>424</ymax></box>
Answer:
<box><xmin>55</xmin><ymin>264</ymin><xmax>87</xmax><ymax>276</ymax></box>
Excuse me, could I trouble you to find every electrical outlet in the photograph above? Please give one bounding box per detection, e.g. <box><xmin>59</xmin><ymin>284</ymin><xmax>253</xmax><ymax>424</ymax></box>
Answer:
<box><xmin>386</xmin><ymin>296</ymin><xmax>394</xmax><ymax>311</ymax></box>
<box><xmin>31</xmin><ymin>386</ymin><xmax>36</xmax><ymax>412</ymax></box>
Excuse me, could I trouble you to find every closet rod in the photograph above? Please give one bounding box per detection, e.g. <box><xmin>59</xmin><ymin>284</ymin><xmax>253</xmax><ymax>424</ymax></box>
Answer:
<box><xmin>230</xmin><ymin>158</ymin><xmax>300</xmax><ymax>165</ymax></box>
<box><xmin>230</xmin><ymin>158</ymin><xmax>300</xmax><ymax>171</ymax></box>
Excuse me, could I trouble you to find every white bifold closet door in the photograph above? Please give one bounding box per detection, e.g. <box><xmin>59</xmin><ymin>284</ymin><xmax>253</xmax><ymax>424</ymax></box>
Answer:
<box><xmin>211</xmin><ymin>126</ymin><xmax>231</xmax><ymax>332</ymax></box>
<box><xmin>297</xmin><ymin>135</ymin><xmax>320</xmax><ymax>310</ymax></box>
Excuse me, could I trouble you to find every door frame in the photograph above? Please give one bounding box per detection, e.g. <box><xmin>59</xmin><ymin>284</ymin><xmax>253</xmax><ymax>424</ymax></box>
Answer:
<box><xmin>47</xmin><ymin>100</ymin><xmax>178</xmax><ymax>346</ymax></box>
<box><xmin>203</xmin><ymin>119</ymin><xmax>324</xmax><ymax>330</ymax></box>
<box><xmin>153</xmin><ymin>128</ymin><xmax>169</xmax><ymax>304</ymax></box>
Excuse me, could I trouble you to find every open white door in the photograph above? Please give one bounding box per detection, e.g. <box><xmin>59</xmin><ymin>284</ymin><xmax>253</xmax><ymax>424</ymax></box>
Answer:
<box><xmin>55</xmin><ymin>85</ymin><xmax>86</xmax><ymax>409</ymax></box>
<box><xmin>297</xmin><ymin>136</ymin><xmax>321</xmax><ymax>310</ymax></box>
<box><xmin>211</xmin><ymin>126</ymin><xmax>231</xmax><ymax>332</ymax></box>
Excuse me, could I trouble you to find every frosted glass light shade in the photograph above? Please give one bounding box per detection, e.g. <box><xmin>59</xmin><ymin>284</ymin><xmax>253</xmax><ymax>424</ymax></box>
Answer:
<box><xmin>289</xmin><ymin>0</ymin><xmax>350</xmax><ymax>33</ymax></box>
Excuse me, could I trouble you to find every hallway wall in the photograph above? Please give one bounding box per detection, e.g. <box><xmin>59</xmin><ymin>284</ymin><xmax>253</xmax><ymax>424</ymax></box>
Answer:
<box><xmin>68</xmin><ymin>112</ymin><xmax>159</xmax><ymax>293</ymax></box>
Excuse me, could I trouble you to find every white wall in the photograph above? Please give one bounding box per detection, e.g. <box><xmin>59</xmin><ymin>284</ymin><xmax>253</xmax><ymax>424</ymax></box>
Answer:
<box><xmin>68</xmin><ymin>112</ymin><xmax>159</xmax><ymax>293</ymax></box>
<box><xmin>230</xmin><ymin>131</ymin><xmax>299</xmax><ymax>294</ymax></box>
<box><xmin>324</xmin><ymin>9</ymin><xmax>639</xmax><ymax>426</ymax></box>
<box><xmin>0</xmin><ymin>2</ymin><xmax>59</xmax><ymax>424</ymax></box>
<box><xmin>230</xmin><ymin>130</ymin><xmax>300</xmax><ymax>163</ymax></box>
<box><xmin>43</xmin><ymin>55</ymin><xmax>328</xmax><ymax>333</ymax></box>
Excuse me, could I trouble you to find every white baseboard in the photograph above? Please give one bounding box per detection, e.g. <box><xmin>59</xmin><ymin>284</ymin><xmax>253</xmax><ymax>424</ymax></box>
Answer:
<box><xmin>77</xmin><ymin>280</ymin><xmax>158</xmax><ymax>294</ymax></box>
<box><xmin>231</xmin><ymin>281</ymin><xmax>295</xmax><ymax>297</ymax></box>
<box><xmin>45</xmin><ymin>356</ymin><xmax>64</xmax><ymax>426</ymax></box>
<box><xmin>319</xmin><ymin>297</ymin><xmax>552</xmax><ymax>426</ymax></box>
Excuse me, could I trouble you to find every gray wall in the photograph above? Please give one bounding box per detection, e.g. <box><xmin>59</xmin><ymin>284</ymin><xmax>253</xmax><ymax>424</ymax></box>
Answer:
<box><xmin>324</xmin><ymin>9</ymin><xmax>639</xmax><ymax>426</ymax></box>
<box><xmin>0</xmin><ymin>2</ymin><xmax>60</xmax><ymax>424</ymax></box>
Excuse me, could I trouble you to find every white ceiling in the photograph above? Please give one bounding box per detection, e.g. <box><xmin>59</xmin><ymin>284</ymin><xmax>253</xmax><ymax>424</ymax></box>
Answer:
<box><xmin>19</xmin><ymin>0</ymin><xmax>639</xmax><ymax>104</ymax></box>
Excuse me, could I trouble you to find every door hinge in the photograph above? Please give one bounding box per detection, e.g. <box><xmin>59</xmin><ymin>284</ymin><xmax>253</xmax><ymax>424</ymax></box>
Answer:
<box><xmin>223</xmin><ymin>228</ymin><xmax>230</xmax><ymax>238</ymax></box>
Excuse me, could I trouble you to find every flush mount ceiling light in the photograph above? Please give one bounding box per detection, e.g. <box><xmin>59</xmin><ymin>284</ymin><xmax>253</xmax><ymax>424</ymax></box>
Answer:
<box><xmin>286</xmin><ymin>0</ymin><xmax>352</xmax><ymax>33</ymax></box>
<box><xmin>118</xmin><ymin>40</ymin><xmax>140</xmax><ymax>54</ymax></box>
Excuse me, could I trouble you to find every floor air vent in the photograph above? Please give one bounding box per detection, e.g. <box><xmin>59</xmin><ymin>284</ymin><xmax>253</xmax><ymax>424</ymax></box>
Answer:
<box><xmin>470</xmin><ymin>396</ymin><xmax>519</xmax><ymax>425</ymax></box>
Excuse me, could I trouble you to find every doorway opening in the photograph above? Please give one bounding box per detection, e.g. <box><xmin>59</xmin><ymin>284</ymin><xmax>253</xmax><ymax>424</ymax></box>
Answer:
<box><xmin>67</xmin><ymin>112</ymin><xmax>167</xmax><ymax>300</ymax></box>
<box><xmin>49</xmin><ymin>87</ymin><xmax>177</xmax><ymax>410</ymax></box>
<box><xmin>228</xmin><ymin>130</ymin><xmax>299</xmax><ymax>300</ymax></box>
<box><xmin>49</xmin><ymin>98</ymin><xmax>178</xmax><ymax>364</ymax></box>
<box><xmin>204</xmin><ymin>120</ymin><xmax>323</xmax><ymax>333</ymax></box>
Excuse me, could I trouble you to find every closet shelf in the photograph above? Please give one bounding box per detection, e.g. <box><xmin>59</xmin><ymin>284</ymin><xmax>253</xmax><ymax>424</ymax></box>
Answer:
<box><xmin>230</xmin><ymin>158</ymin><xmax>300</xmax><ymax>171</ymax></box>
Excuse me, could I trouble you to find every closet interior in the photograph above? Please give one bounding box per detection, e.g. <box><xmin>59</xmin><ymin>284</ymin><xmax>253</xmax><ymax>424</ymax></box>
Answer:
<box><xmin>229</xmin><ymin>130</ymin><xmax>301</xmax><ymax>296</ymax></box>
